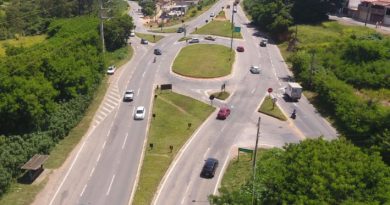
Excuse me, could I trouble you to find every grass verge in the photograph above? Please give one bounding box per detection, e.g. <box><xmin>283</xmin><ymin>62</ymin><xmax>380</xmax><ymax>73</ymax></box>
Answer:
<box><xmin>220</xmin><ymin>149</ymin><xmax>265</xmax><ymax>192</ymax></box>
<box><xmin>210</xmin><ymin>91</ymin><xmax>230</xmax><ymax>100</ymax></box>
<box><xmin>192</xmin><ymin>20</ymin><xmax>242</xmax><ymax>38</ymax></box>
<box><xmin>172</xmin><ymin>44</ymin><xmax>234</xmax><ymax>78</ymax></box>
<box><xmin>133</xmin><ymin>91</ymin><xmax>215</xmax><ymax>205</ymax></box>
<box><xmin>0</xmin><ymin>178</ymin><xmax>48</xmax><ymax>205</ymax></box>
<box><xmin>135</xmin><ymin>32</ymin><xmax>164</xmax><ymax>43</ymax></box>
<box><xmin>149</xmin><ymin>27</ymin><xmax>179</xmax><ymax>33</ymax></box>
<box><xmin>258</xmin><ymin>96</ymin><xmax>287</xmax><ymax>121</ymax></box>
<box><xmin>178</xmin><ymin>37</ymin><xmax>192</xmax><ymax>42</ymax></box>
<box><xmin>0</xmin><ymin>35</ymin><xmax>47</xmax><ymax>56</ymax></box>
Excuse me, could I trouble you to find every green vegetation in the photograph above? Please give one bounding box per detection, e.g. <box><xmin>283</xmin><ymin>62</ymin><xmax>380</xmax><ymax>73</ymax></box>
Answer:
<box><xmin>216</xmin><ymin>11</ymin><xmax>226</xmax><ymax>19</ymax></box>
<box><xmin>0</xmin><ymin>0</ymin><xmax>135</xmax><ymax>199</ymax></box>
<box><xmin>149</xmin><ymin>27</ymin><xmax>179</xmax><ymax>33</ymax></box>
<box><xmin>133</xmin><ymin>91</ymin><xmax>215</xmax><ymax>205</ymax></box>
<box><xmin>258</xmin><ymin>96</ymin><xmax>287</xmax><ymax>121</ymax></box>
<box><xmin>211</xmin><ymin>139</ymin><xmax>390</xmax><ymax>204</ymax></box>
<box><xmin>172</xmin><ymin>44</ymin><xmax>234</xmax><ymax>78</ymax></box>
<box><xmin>0</xmin><ymin>178</ymin><xmax>48</xmax><ymax>205</ymax></box>
<box><xmin>0</xmin><ymin>35</ymin><xmax>47</xmax><ymax>56</ymax></box>
<box><xmin>283</xmin><ymin>21</ymin><xmax>390</xmax><ymax>163</ymax></box>
<box><xmin>135</xmin><ymin>32</ymin><xmax>164</xmax><ymax>43</ymax></box>
<box><xmin>192</xmin><ymin>20</ymin><xmax>242</xmax><ymax>38</ymax></box>
<box><xmin>178</xmin><ymin>37</ymin><xmax>191</xmax><ymax>42</ymax></box>
<box><xmin>210</xmin><ymin>91</ymin><xmax>230</xmax><ymax>100</ymax></box>
<box><xmin>139</xmin><ymin>0</ymin><xmax>156</xmax><ymax>16</ymax></box>
<box><xmin>104</xmin><ymin>15</ymin><xmax>134</xmax><ymax>51</ymax></box>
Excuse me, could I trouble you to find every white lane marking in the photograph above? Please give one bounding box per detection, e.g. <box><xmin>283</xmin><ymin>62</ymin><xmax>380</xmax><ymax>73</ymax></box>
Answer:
<box><xmin>180</xmin><ymin>184</ymin><xmax>191</xmax><ymax>204</ymax></box>
<box><xmin>106</xmin><ymin>174</ymin><xmax>116</xmax><ymax>196</ymax></box>
<box><xmin>122</xmin><ymin>133</ymin><xmax>129</xmax><ymax>149</ymax></box>
<box><xmin>105</xmin><ymin>98</ymin><xmax>118</xmax><ymax>107</ymax></box>
<box><xmin>137</xmin><ymin>88</ymin><xmax>140</xmax><ymax>96</ymax></box>
<box><xmin>96</xmin><ymin>153</ymin><xmax>101</xmax><ymax>163</ymax></box>
<box><xmin>213</xmin><ymin>154</ymin><xmax>231</xmax><ymax>195</ymax></box>
<box><xmin>293</xmin><ymin>103</ymin><xmax>298</xmax><ymax>107</ymax></box>
<box><xmin>142</xmin><ymin>71</ymin><xmax>146</xmax><ymax>77</ymax></box>
<box><xmin>220</xmin><ymin>125</ymin><xmax>226</xmax><ymax>133</ymax></box>
<box><xmin>132</xmin><ymin>107</ymin><xmax>136</xmax><ymax>117</ymax></box>
<box><xmin>99</xmin><ymin>111</ymin><xmax>108</xmax><ymax>117</ymax></box>
<box><xmin>251</xmin><ymin>88</ymin><xmax>256</xmax><ymax>94</ymax></box>
<box><xmin>49</xmin><ymin>128</ymin><xmax>95</xmax><ymax>205</ymax></box>
<box><xmin>102</xmin><ymin>141</ymin><xmax>107</xmax><ymax>149</ymax></box>
<box><xmin>102</xmin><ymin>106</ymin><xmax>111</xmax><ymax>113</ymax></box>
<box><xmin>89</xmin><ymin>167</ymin><xmax>95</xmax><ymax>177</ymax></box>
<box><xmin>97</xmin><ymin>115</ymin><xmax>104</xmax><ymax>121</ymax></box>
<box><xmin>104</xmin><ymin>102</ymin><xmax>115</xmax><ymax>110</ymax></box>
<box><xmin>80</xmin><ymin>184</ymin><xmax>87</xmax><ymax>197</ymax></box>
<box><xmin>107</xmin><ymin>93</ymin><xmax>119</xmax><ymax>101</ymax></box>
<box><xmin>203</xmin><ymin>147</ymin><xmax>211</xmax><ymax>159</ymax></box>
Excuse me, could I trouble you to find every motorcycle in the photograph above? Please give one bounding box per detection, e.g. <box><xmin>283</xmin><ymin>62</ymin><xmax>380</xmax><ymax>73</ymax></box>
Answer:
<box><xmin>291</xmin><ymin>109</ymin><xmax>296</xmax><ymax>119</ymax></box>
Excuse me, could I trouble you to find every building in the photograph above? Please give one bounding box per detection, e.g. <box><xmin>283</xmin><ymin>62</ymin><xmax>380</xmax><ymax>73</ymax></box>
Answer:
<box><xmin>357</xmin><ymin>0</ymin><xmax>390</xmax><ymax>25</ymax></box>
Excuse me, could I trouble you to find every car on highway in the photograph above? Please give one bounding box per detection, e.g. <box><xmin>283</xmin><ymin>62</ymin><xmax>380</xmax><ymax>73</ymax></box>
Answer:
<box><xmin>107</xmin><ymin>65</ymin><xmax>116</xmax><ymax>75</ymax></box>
<box><xmin>141</xmin><ymin>38</ymin><xmax>148</xmax><ymax>44</ymax></box>
<box><xmin>210</xmin><ymin>12</ymin><xmax>215</xmax><ymax>17</ymax></box>
<box><xmin>134</xmin><ymin>106</ymin><xmax>146</xmax><ymax>120</ymax></box>
<box><xmin>200</xmin><ymin>158</ymin><xmax>219</xmax><ymax>178</ymax></box>
<box><xmin>236</xmin><ymin>46</ymin><xmax>245</xmax><ymax>52</ymax></box>
<box><xmin>130</xmin><ymin>31</ymin><xmax>135</xmax><ymax>37</ymax></box>
<box><xmin>154</xmin><ymin>48</ymin><xmax>162</xmax><ymax>55</ymax></box>
<box><xmin>189</xmin><ymin>38</ymin><xmax>200</xmax><ymax>43</ymax></box>
<box><xmin>233</xmin><ymin>7</ymin><xmax>237</xmax><ymax>12</ymax></box>
<box><xmin>217</xmin><ymin>107</ymin><xmax>231</xmax><ymax>120</ymax></box>
<box><xmin>250</xmin><ymin>65</ymin><xmax>261</xmax><ymax>74</ymax></box>
<box><xmin>260</xmin><ymin>39</ymin><xmax>268</xmax><ymax>47</ymax></box>
<box><xmin>177</xmin><ymin>27</ymin><xmax>185</xmax><ymax>33</ymax></box>
<box><xmin>204</xmin><ymin>36</ymin><xmax>216</xmax><ymax>41</ymax></box>
<box><xmin>123</xmin><ymin>90</ymin><xmax>134</xmax><ymax>102</ymax></box>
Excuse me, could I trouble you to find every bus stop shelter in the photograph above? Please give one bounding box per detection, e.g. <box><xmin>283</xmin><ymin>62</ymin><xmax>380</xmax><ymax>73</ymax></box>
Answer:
<box><xmin>20</xmin><ymin>154</ymin><xmax>49</xmax><ymax>183</ymax></box>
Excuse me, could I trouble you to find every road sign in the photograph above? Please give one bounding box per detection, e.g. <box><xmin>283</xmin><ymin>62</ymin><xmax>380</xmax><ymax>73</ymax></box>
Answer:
<box><xmin>161</xmin><ymin>84</ymin><xmax>172</xmax><ymax>90</ymax></box>
<box><xmin>234</xmin><ymin>26</ymin><xmax>241</xmax><ymax>32</ymax></box>
<box><xmin>238</xmin><ymin>148</ymin><xmax>253</xmax><ymax>153</ymax></box>
<box><xmin>272</xmin><ymin>97</ymin><xmax>277</xmax><ymax>103</ymax></box>
<box><xmin>268</xmin><ymin>88</ymin><xmax>273</xmax><ymax>93</ymax></box>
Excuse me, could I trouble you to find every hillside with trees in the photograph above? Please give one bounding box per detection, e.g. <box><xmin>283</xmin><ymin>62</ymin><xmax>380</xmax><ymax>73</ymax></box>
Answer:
<box><xmin>0</xmin><ymin>0</ymin><xmax>134</xmax><ymax>199</ymax></box>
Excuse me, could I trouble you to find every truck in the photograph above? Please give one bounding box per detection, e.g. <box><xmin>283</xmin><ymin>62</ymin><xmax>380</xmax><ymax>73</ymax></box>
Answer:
<box><xmin>285</xmin><ymin>82</ymin><xmax>302</xmax><ymax>101</ymax></box>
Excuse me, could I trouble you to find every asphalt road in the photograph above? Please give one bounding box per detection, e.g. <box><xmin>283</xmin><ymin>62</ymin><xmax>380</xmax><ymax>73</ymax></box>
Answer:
<box><xmin>41</xmin><ymin>0</ymin><xmax>337</xmax><ymax>205</ymax></box>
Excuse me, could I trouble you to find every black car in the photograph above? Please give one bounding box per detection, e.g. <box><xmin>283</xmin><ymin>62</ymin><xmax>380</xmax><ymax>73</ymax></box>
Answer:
<box><xmin>154</xmin><ymin>48</ymin><xmax>162</xmax><ymax>55</ymax></box>
<box><xmin>200</xmin><ymin>158</ymin><xmax>219</xmax><ymax>178</ymax></box>
<box><xmin>177</xmin><ymin>27</ymin><xmax>185</xmax><ymax>33</ymax></box>
<box><xmin>260</xmin><ymin>39</ymin><xmax>268</xmax><ymax>47</ymax></box>
<box><xmin>141</xmin><ymin>38</ymin><xmax>149</xmax><ymax>44</ymax></box>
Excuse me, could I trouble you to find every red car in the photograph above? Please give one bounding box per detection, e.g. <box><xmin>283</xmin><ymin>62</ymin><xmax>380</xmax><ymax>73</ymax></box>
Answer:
<box><xmin>236</xmin><ymin>46</ymin><xmax>244</xmax><ymax>52</ymax></box>
<box><xmin>217</xmin><ymin>107</ymin><xmax>231</xmax><ymax>119</ymax></box>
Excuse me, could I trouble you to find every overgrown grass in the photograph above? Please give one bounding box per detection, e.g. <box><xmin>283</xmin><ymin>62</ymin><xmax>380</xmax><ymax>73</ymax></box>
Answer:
<box><xmin>216</xmin><ymin>10</ymin><xmax>226</xmax><ymax>19</ymax></box>
<box><xmin>172</xmin><ymin>44</ymin><xmax>234</xmax><ymax>78</ymax></box>
<box><xmin>0</xmin><ymin>35</ymin><xmax>47</xmax><ymax>56</ymax></box>
<box><xmin>210</xmin><ymin>91</ymin><xmax>230</xmax><ymax>100</ymax></box>
<box><xmin>278</xmin><ymin>21</ymin><xmax>377</xmax><ymax>61</ymax></box>
<box><xmin>258</xmin><ymin>96</ymin><xmax>287</xmax><ymax>121</ymax></box>
<box><xmin>45</xmin><ymin>46</ymin><xmax>133</xmax><ymax>169</ymax></box>
<box><xmin>133</xmin><ymin>91</ymin><xmax>215</xmax><ymax>205</ymax></box>
<box><xmin>220</xmin><ymin>149</ymin><xmax>265</xmax><ymax>192</ymax></box>
<box><xmin>135</xmin><ymin>32</ymin><xmax>164</xmax><ymax>43</ymax></box>
<box><xmin>178</xmin><ymin>37</ymin><xmax>192</xmax><ymax>42</ymax></box>
<box><xmin>0</xmin><ymin>178</ymin><xmax>48</xmax><ymax>205</ymax></box>
<box><xmin>192</xmin><ymin>20</ymin><xmax>242</xmax><ymax>38</ymax></box>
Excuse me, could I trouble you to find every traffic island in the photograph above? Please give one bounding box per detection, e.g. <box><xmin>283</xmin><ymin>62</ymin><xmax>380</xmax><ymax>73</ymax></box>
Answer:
<box><xmin>191</xmin><ymin>19</ymin><xmax>242</xmax><ymax>38</ymax></box>
<box><xmin>172</xmin><ymin>44</ymin><xmax>234</xmax><ymax>78</ymax></box>
<box><xmin>209</xmin><ymin>91</ymin><xmax>230</xmax><ymax>100</ymax></box>
<box><xmin>258</xmin><ymin>96</ymin><xmax>287</xmax><ymax>121</ymax></box>
<box><xmin>135</xmin><ymin>33</ymin><xmax>164</xmax><ymax>43</ymax></box>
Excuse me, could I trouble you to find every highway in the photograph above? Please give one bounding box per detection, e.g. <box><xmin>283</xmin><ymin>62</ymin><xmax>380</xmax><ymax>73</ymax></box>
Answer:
<box><xmin>33</xmin><ymin>0</ymin><xmax>337</xmax><ymax>205</ymax></box>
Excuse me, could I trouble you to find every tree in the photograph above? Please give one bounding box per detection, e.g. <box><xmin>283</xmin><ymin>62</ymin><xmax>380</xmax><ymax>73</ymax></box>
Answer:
<box><xmin>291</xmin><ymin>0</ymin><xmax>346</xmax><ymax>23</ymax></box>
<box><xmin>210</xmin><ymin>139</ymin><xmax>390</xmax><ymax>204</ymax></box>
<box><xmin>104</xmin><ymin>15</ymin><xmax>134</xmax><ymax>51</ymax></box>
<box><xmin>140</xmin><ymin>1</ymin><xmax>156</xmax><ymax>17</ymax></box>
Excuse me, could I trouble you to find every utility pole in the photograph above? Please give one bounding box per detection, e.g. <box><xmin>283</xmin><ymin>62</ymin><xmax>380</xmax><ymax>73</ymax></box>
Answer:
<box><xmin>99</xmin><ymin>0</ymin><xmax>111</xmax><ymax>54</ymax></box>
<box><xmin>230</xmin><ymin>4</ymin><xmax>236</xmax><ymax>61</ymax></box>
<box><xmin>252</xmin><ymin>117</ymin><xmax>261</xmax><ymax>205</ymax></box>
<box><xmin>364</xmin><ymin>4</ymin><xmax>371</xmax><ymax>26</ymax></box>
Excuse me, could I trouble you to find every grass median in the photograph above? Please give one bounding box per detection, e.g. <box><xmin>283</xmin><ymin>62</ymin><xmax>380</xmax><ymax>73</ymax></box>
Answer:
<box><xmin>133</xmin><ymin>91</ymin><xmax>215</xmax><ymax>205</ymax></box>
<box><xmin>258</xmin><ymin>96</ymin><xmax>287</xmax><ymax>121</ymax></box>
<box><xmin>210</xmin><ymin>91</ymin><xmax>230</xmax><ymax>100</ymax></box>
<box><xmin>192</xmin><ymin>20</ymin><xmax>242</xmax><ymax>39</ymax></box>
<box><xmin>135</xmin><ymin>33</ymin><xmax>164</xmax><ymax>43</ymax></box>
<box><xmin>172</xmin><ymin>44</ymin><xmax>234</xmax><ymax>78</ymax></box>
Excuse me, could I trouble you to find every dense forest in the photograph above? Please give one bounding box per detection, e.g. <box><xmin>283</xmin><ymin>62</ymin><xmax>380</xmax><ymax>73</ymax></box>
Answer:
<box><xmin>0</xmin><ymin>0</ymin><xmax>133</xmax><ymax>198</ymax></box>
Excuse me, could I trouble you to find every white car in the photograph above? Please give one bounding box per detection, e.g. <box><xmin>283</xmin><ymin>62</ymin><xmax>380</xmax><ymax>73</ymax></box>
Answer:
<box><xmin>210</xmin><ymin>12</ymin><xmax>215</xmax><ymax>17</ymax></box>
<box><xmin>130</xmin><ymin>32</ymin><xmax>135</xmax><ymax>37</ymax></box>
<box><xmin>134</xmin><ymin>106</ymin><xmax>145</xmax><ymax>120</ymax></box>
<box><xmin>123</xmin><ymin>90</ymin><xmax>134</xmax><ymax>102</ymax></box>
<box><xmin>250</xmin><ymin>65</ymin><xmax>261</xmax><ymax>74</ymax></box>
<box><xmin>107</xmin><ymin>65</ymin><xmax>116</xmax><ymax>75</ymax></box>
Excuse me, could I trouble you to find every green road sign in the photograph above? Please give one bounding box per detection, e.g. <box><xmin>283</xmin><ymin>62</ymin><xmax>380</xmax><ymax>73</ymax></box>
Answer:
<box><xmin>238</xmin><ymin>147</ymin><xmax>253</xmax><ymax>153</ymax></box>
<box><xmin>234</xmin><ymin>26</ymin><xmax>241</xmax><ymax>32</ymax></box>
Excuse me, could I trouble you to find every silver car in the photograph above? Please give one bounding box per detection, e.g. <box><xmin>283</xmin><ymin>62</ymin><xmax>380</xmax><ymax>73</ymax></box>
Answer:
<box><xmin>250</xmin><ymin>65</ymin><xmax>261</xmax><ymax>74</ymax></box>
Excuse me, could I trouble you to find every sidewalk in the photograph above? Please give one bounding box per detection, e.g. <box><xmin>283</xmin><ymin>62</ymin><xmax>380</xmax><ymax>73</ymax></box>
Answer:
<box><xmin>329</xmin><ymin>15</ymin><xmax>390</xmax><ymax>35</ymax></box>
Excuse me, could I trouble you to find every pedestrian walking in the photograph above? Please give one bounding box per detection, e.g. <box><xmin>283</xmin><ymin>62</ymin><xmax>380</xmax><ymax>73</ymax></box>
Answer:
<box><xmin>375</xmin><ymin>21</ymin><xmax>378</xmax><ymax>28</ymax></box>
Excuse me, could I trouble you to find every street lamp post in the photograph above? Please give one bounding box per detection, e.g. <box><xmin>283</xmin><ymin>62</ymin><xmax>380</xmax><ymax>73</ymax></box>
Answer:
<box><xmin>252</xmin><ymin>117</ymin><xmax>261</xmax><ymax>205</ymax></box>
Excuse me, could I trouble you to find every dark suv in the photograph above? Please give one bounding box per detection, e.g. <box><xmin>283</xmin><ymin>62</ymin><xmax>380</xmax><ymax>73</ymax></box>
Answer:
<box><xmin>200</xmin><ymin>158</ymin><xmax>219</xmax><ymax>178</ymax></box>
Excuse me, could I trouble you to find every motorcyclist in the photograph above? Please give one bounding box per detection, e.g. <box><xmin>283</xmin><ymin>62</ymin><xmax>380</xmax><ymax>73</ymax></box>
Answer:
<box><xmin>291</xmin><ymin>109</ymin><xmax>296</xmax><ymax>119</ymax></box>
